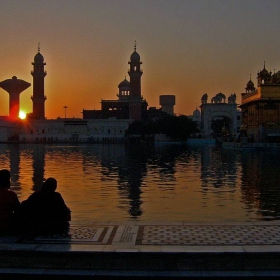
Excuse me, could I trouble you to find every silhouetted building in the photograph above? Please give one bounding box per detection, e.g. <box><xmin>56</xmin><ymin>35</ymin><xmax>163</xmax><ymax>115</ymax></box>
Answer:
<box><xmin>83</xmin><ymin>43</ymin><xmax>148</xmax><ymax>121</ymax></box>
<box><xmin>192</xmin><ymin>107</ymin><xmax>201</xmax><ymax>123</ymax></box>
<box><xmin>0</xmin><ymin>44</ymin><xmax>178</xmax><ymax>143</ymax></box>
<box><xmin>159</xmin><ymin>95</ymin><xmax>175</xmax><ymax>115</ymax></box>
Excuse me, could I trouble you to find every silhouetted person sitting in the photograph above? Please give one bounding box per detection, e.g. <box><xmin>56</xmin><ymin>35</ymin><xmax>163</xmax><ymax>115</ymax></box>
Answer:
<box><xmin>0</xmin><ymin>169</ymin><xmax>20</xmax><ymax>234</ymax></box>
<box><xmin>18</xmin><ymin>177</ymin><xmax>71</xmax><ymax>235</ymax></box>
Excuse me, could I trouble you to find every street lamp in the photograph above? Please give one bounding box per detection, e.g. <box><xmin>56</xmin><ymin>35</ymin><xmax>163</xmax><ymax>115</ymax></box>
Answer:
<box><xmin>63</xmin><ymin>106</ymin><xmax>68</xmax><ymax>118</ymax></box>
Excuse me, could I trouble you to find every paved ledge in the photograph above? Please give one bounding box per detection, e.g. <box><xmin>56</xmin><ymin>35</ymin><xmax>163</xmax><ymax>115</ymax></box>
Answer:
<box><xmin>1</xmin><ymin>222</ymin><xmax>280</xmax><ymax>277</ymax></box>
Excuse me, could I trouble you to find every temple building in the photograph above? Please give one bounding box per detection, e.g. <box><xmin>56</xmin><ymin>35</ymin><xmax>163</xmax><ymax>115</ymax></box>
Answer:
<box><xmin>83</xmin><ymin>43</ymin><xmax>149</xmax><ymax>121</ymax></box>
<box><xmin>240</xmin><ymin>62</ymin><xmax>280</xmax><ymax>142</ymax></box>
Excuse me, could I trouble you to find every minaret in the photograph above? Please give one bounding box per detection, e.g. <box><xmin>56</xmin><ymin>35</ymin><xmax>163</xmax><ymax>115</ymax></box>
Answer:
<box><xmin>31</xmin><ymin>44</ymin><xmax>47</xmax><ymax>119</ymax></box>
<box><xmin>257</xmin><ymin>61</ymin><xmax>271</xmax><ymax>86</ymax></box>
<box><xmin>0</xmin><ymin>76</ymin><xmax>31</xmax><ymax>120</ymax></box>
<box><xmin>128</xmin><ymin>41</ymin><xmax>143</xmax><ymax>98</ymax></box>
<box><xmin>127</xmin><ymin>42</ymin><xmax>144</xmax><ymax>121</ymax></box>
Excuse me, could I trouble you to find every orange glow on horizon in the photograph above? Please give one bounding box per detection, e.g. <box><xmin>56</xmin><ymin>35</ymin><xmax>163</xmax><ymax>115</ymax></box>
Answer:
<box><xmin>1</xmin><ymin>1</ymin><xmax>280</xmax><ymax>119</ymax></box>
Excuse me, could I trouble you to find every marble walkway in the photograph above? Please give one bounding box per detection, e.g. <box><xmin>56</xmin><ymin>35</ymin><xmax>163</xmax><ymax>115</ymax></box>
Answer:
<box><xmin>1</xmin><ymin>221</ymin><xmax>280</xmax><ymax>277</ymax></box>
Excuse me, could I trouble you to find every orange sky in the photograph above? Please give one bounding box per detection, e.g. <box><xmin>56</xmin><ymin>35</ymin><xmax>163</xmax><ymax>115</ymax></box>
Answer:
<box><xmin>1</xmin><ymin>0</ymin><xmax>280</xmax><ymax>119</ymax></box>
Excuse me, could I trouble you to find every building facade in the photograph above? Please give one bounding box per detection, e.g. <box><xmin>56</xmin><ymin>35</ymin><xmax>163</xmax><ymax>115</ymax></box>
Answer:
<box><xmin>18</xmin><ymin>118</ymin><xmax>132</xmax><ymax>143</ymax></box>
<box><xmin>240</xmin><ymin>63</ymin><xmax>280</xmax><ymax>142</ymax></box>
<box><xmin>200</xmin><ymin>92</ymin><xmax>240</xmax><ymax>138</ymax></box>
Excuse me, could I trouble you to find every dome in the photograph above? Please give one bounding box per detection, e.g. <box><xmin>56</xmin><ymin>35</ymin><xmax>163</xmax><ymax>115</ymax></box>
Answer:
<box><xmin>259</xmin><ymin>67</ymin><xmax>270</xmax><ymax>77</ymax></box>
<box><xmin>273</xmin><ymin>70</ymin><xmax>280</xmax><ymax>79</ymax></box>
<box><xmin>130</xmin><ymin>51</ymin><xmax>140</xmax><ymax>62</ymax></box>
<box><xmin>246</xmin><ymin>79</ymin><xmax>254</xmax><ymax>87</ymax></box>
<box><xmin>193</xmin><ymin>109</ymin><xmax>200</xmax><ymax>116</ymax></box>
<box><xmin>193</xmin><ymin>108</ymin><xmax>200</xmax><ymax>117</ymax></box>
<box><xmin>34</xmin><ymin>52</ymin><xmax>44</xmax><ymax>63</ymax></box>
<box><xmin>118</xmin><ymin>78</ymin><xmax>130</xmax><ymax>88</ymax></box>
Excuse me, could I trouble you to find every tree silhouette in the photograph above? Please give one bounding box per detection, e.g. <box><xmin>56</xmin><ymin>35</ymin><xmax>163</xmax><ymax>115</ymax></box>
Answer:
<box><xmin>126</xmin><ymin>115</ymin><xmax>199</xmax><ymax>142</ymax></box>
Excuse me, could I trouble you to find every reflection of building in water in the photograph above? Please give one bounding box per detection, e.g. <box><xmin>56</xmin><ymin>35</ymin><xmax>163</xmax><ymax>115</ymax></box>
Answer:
<box><xmin>240</xmin><ymin>151</ymin><xmax>280</xmax><ymax>219</ymax></box>
<box><xmin>3</xmin><ymin>144</ymin><xmax>45</xmax><ymax>193</ymax></box>
<box><xmin>81</xmin><ymin>145</ymin><xmax>144</xmax><ymax>218</ymax></box>
<box><xmin>80</xmin><ymin>144</ymin><xmax>185</xmax><ymax>219</ymax></box>
<box><xmin>200</xmin><ymin>145</ymin><xmax>238</xmax><ymax>190</ymax></box>
<box><xmin>240</xmin><ymin>63</ymin><xmax>280</xmax><ymax>142</ymax></box>
<box><xmin>32</xmin><ymin>144</ymin><xmax>45</xmax><ymax>191</ymax></box>
<box><xmin>107</xmin><ymin>145</ymin><xmax>145</xmax><ymax>218</ymax></box>
<box><xmin>9</xmin><ymin>145</ymin><xmax>20</xmax><ymax>190</ymax></box>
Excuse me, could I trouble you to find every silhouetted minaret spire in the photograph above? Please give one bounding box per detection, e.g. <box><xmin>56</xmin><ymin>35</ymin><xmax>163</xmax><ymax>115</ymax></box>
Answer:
<box><xmin>31</xmin><ymin>44</ymin><xmax>47</xmax><ymax>119</ymax></box>
<box><xmin>128</xmin><ymin>41</ymin><xmax>142</xmax><ymax>98</ymax></box>
<box><xmin>127</xmin><ymin>42</ymin><xmax>144</xmax><ymax>121</ymax></box>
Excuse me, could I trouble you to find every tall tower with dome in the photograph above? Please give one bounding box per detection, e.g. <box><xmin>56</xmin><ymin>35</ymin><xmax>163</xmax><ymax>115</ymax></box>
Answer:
<box><xmin>30</xmin><ymin>45</ymin><xmax>47</xmax><ymax>119</ymax></box>
<box><xmin>128</xmin><ymin>42</ymin><xmax>143</xmax><ymax>98</ymax></box>
<box><xmin>127</xmin><ymin>42</ymin><xmax>144</xmax><ymax>120</ymax></box>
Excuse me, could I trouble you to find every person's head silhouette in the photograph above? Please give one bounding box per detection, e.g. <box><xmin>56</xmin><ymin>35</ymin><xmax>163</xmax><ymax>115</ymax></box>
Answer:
<box><xmin>0</xmin><ymin>169</ymin><xmax>11</xmax><ymax>189</ymax></box>
<box><xmin>41</xmin><ymin>177</ymin><xmax>57</xmax><ymax>192</ymax></box>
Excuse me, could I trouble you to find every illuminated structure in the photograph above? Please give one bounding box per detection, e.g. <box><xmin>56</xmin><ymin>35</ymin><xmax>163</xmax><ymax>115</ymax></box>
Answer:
<box><xmin>0</xmin><ymin>76</ymin><xmax>31</xmax><ymax>120</ymax></box>
<box><xmin>240</xmin><ymin>62</ymin><xmax>280</xmax><ymax>142</ymax></box>
<box><xmin>29</xmin><ymin>45</ymin><xmax>47</xmax><ymax>119</ymax></box>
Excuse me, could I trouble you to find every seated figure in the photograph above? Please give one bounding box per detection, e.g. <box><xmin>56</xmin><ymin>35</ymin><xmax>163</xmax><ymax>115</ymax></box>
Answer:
<box><xmin>0</xmin><ymin>169</ymin><xmax>20</xmax><ymax>234</ymax></box>
<box><xmin>17</xmin><ymin>177</ymin><xmax>71</xmax><ymax>235</ymax></box>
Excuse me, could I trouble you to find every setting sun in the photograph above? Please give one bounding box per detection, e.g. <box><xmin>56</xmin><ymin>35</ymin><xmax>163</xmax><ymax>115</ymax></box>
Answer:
<box><xmin>19</xmin><ymin>111</ymin><xmax>26</xmax><ymax>119</ymax></box>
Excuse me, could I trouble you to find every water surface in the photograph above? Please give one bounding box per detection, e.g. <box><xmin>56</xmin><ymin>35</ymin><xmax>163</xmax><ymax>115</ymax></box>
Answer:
<box><xmin>1</xmin><ymin>143</ymin><xmax>280</xmax><ymax>224</ymax></box>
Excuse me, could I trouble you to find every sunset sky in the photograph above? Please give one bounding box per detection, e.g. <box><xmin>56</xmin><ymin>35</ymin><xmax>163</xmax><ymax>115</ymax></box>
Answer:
<box><xmin>1</xmin><ymin>0</ymin><xmax>280</xmax><ymax>119</ymax></box>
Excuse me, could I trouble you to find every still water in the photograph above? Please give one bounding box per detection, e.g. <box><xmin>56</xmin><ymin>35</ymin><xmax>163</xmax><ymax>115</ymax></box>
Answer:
<box><xmin>1</xmin><ymin>143</ymin><xmax>280</xmax><ymax>224</ymax></box>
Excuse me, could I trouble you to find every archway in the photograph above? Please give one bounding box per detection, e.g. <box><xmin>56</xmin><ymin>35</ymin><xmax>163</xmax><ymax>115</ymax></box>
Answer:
<box><xmin>200</xmin><ymin>102</ymin><xmax>238</xmax><ymax>138</ymax></box>
<box><xmin>210</xmin><ymin>116</ymin><xmax>232</xmax><ymax>137</ymax></box>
